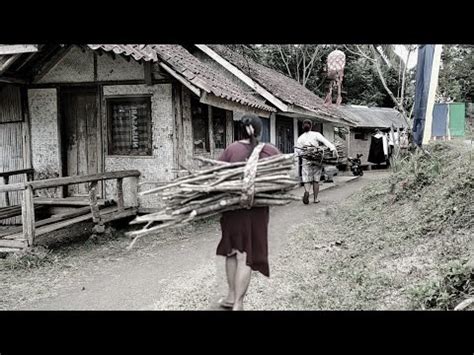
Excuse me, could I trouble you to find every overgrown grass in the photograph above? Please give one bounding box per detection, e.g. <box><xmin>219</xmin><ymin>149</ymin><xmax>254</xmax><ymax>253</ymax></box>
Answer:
<box><xmin>409</xmin><ymin>259</ymin><xmax>474</xmax><ymax>310</ymax></box>
<box><xmin>277</xmin><ymin>141</ymin><xmax>473</xmax><ymax>309</ymax></box>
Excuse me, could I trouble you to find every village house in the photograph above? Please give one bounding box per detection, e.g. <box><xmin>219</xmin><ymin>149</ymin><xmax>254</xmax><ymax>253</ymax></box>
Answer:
<box><xmin>0</xmin><ymin>44</ymin><xmax>352</xmax><ymax>208</ymax></box>
<box><xmin>0</xmin><ymin>44</ymin><xmax>357</xmax><ymax>250</ymax></box>
<box><xmin>338</xmin><ymin>105</ymin><xmax>407</xmax><ymax>166</ymax></box>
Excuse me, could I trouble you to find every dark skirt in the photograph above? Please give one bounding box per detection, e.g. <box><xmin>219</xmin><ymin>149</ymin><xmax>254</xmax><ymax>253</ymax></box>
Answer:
<box><xmin>216</xmin><ymin>206</ymin><xmax>270</xmax><ymax>277</ymax></box>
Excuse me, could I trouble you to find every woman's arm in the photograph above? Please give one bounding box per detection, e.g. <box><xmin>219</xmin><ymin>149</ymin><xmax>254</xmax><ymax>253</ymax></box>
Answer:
<box><xmin>314</xmin><ymin>132</ymin><xmax>336</xmax><ymax>151</ymax></box>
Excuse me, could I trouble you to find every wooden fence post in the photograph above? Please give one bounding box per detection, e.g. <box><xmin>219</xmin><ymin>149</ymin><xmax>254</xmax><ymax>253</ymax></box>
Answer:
<box><xmin>2</xmin><ymin>176</ymin><xmax>10</xmax><ymax>207</ymax></box>
<box><xmin>116</xmin><ymin>178</ymin><xmax>124</xmax><ymax>211</ymax></box>
<box><xmin>89</xmin><ymin>181</ymin><xmax>104</xmax><ymax>234</ymax></box>
<box><xmin>130</xmin><ymin>176</ymin><xmax>139</xmax><ymax>208</ymax></box>
<box><xmin>23</xmin><ymin>185</ymin><xmax>35</xmax><ymax>246</ymax></box>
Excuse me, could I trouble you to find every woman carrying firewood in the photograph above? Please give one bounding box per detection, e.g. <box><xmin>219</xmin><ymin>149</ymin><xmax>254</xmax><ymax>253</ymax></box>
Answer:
<box><xmin>216</xmin><ymin>114</ymin><xmax>280</xmax><ymax>311</ymax></box>
<box><xmin>295</xmin><ymin>119</ymin><xmax>338</xmax><ymax>204</ymax></box>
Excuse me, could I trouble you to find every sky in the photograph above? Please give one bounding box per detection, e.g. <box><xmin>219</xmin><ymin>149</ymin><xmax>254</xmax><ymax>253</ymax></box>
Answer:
<box><xmin>394</xmin><ymin>45</ymin><xmax>418</xmax><ymax>69</ymax></box>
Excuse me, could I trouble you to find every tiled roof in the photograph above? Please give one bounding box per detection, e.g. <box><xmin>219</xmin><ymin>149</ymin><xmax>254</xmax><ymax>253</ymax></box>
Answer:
<box><xmin>88</xmin><ymin>44</ymin><xmax>158</xmax><ymax>62</ymax></box>
<box><xmin>206</xmin><ymin>45</ymin><xmax>351</xmax><ymax>123</ymax></box>
<box><xmin>338</xmin><ymin>105</ymin><xmax>407</xmax><ymax>128</ymax></box>
<box><xmin>87</xmin><ymin>44</ymin><xmax>275</xmax><ymax>112</ymax></box>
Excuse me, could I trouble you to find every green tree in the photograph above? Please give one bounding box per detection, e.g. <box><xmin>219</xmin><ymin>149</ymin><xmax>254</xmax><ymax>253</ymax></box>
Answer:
<box><xmin>437</xmin><ymin>45</ymin><xmax>473</xmax><ymax>103</ymax></box>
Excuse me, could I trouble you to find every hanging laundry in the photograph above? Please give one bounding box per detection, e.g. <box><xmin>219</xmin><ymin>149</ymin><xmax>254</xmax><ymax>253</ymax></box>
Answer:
<box><xmin>432</xmin><ymin>103</ymin><xmax>448</xmax><ymax>137</ymax></box>
<box><xmin>368</xmin><ymin>133</ymin><xmax>387</xmax><ymax>164</ymax></box>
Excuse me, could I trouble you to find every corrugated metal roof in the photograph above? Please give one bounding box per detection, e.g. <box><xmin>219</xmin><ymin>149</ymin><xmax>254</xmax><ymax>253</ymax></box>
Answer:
<box><xmin>87</xmin><ymin>44</ymin><xmax>275</xmax><ymax>112</ymax></box>
<box><xmin>338</xmin><ymin>105</ymin><xmax>407</xmax><ymax>128</ymax></box>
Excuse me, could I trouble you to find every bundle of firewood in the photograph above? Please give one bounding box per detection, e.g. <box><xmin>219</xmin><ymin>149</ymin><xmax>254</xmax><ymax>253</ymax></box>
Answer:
<box><xmin>295</xmin><ymin>141</ymin><xmax>345</xmax><ymax>164</ymax></box>
<box><xmin>126</xmin><ymin>153</ymin><xmax>299</xmax><ymax>248</ymax></box>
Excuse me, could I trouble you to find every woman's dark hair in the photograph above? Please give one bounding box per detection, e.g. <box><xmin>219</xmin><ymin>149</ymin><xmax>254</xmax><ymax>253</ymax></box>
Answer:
<box><xmin>241</xmin><ymin>114</ymin><xmax>262</xmax><ymax>150</ymax></box>
<box><xmin>302</xmin><ymin>119</ymin><xmax>312</xmax><ymax>132</ymax></box>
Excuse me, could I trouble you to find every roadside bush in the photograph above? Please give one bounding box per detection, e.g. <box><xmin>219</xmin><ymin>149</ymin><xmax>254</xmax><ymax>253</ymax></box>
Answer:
<box><xmin>410</xmin><ymin>260</ymin><xmax>474</xmax><ymax>310</ymax></box>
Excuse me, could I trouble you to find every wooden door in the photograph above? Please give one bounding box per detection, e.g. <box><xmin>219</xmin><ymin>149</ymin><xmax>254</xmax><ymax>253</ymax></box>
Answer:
<box><xmin>61</xmin><ymin>88</ymin><xmax>99</xmax><ymax>196</ymax></box>
<box><xmin>275</xmin><ymin>115</ymin><xmax>294</xmax><ymax>154</ymax></box>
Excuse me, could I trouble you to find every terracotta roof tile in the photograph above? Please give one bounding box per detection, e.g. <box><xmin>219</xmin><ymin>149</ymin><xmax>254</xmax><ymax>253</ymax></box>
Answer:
<box><xmin>207</xmin><ymin>45</ymin><xmax>351</xmax><ymax>122</ymax></box>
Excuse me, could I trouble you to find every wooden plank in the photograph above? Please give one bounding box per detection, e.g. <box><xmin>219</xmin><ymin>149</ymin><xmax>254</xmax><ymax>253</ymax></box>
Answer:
<box><xmin>0</xmin><ymin>247</ymin><xmax>23</xmax><ymax>253</ymax></box>
<box><xmin>144</xmin><ymin>61</ymin><xmax>153</xmax><ymax>86</ymax></box>
<box><xmin>88</xmin><ymin>181</ymin><xmax>101</xmax><ymax>223</ymax></box>
<box><xmin>0</xmin><ymin>238</ymin><xmax>27</xmax><ymax>248</ymax></box>
<box><xmin>172</xmin><ymin>83</ymin><xmax>182</xmax><ymax>177</ymax></box>
<box><xmin>0</xmin><ymin>168</ymin><xmax>35</xmax><ymax>178</ymax></box>
<box><xmin>62</xmin><ymin>91</ymin><xmax>78</xmax><ymax>195</ymax></box>
<box><xmin>225</xmin><ymin>111</ymin><xmax>233</xmax><ymax>148</ymax></box>
<box><xmin>77</xmin><ymin>96</ymin><xmax>89</xmax><ymax>195</ymax></box>
<box><xmin>0</xmin><ymin>182</ymin><xmax>26</xmax><ymax>193</ymax></box>
<box><xmin>2</xmin><ymin>176</ymin><xmax>10</xmax><ymax>207</ymax></box>
<box><xmin>159</xmin><ymin>62</ymin><xmax>201</xmax><ymax>97</ymax></box>
<box><xmin>23</xmin><ymin>185</ymin><xmax>35</xmax><ymax>246</ymax></box>
<box><xmin>181</xmin><ymin>86</ymin><xmax>193</xmax><ymax>169</ymax></box>
<box><xmin>85</xmin><ymin>92</ymin><xmax>99</xmax><ymax>177</ymax></box>
<box><xmin>0</xmin><ymin>54</ymin><xmax>21</xmax><ymax>75</ymax></box>
<box><xmin>0</xmin><ymin>45</ymin><xmax>38</xmax><ymax>55</ymax></box>
<box><xmin>2</xmin><ymin>206</ymin><xmax>137</xmax><ymax>241</ymax></box>
<box><xmin>1</xmin><ymin>206</ymin><xmax>92</xmax><ymax>238</ymax></box>
<box><xmin>0</xmin><ymin>205</ymin><xmax>41</xmax><ymax>223</ymax></box>
<box><xmin>101</xmin><ymin>207</ymin><xmax>137</xmax><ymax>223</ymax></box>
<box><xmin>199</xmin><ymin>92</ymin><xmax>272</xmax><ymax>117</ymax></box>
<box><xmin>116</xmin><ymin>178</ymin><xmax>124</xmax><ymax>210</ymax></box>
<box><xmin>33</xmin><ymin>197</ymin><xmax>106</xmax><ymax>206</ymax></box>
<box><xmin>27</xmin><ymin>170</ymin><xmax>140</xmax><ymax>190</ymax></box>
<box><xmin>0</xmin><ymin>85</ymin><xmax>23</xmax><ymax>123</ymax></box>
<box><xmin>7</xmin><ymin>206</ymin><xmax>117</xmax><ymax>240</ymax></box>
<box><xmin>208</xmin><ymin>106</ymin><xmax>215</xmax><ymax>157</ymax></box>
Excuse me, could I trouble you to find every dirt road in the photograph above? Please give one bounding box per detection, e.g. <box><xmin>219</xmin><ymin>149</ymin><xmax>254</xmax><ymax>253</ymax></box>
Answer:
<box><xmin>4</xmin><ymin>172</ymin><xmax>387</xmax><ymax>310</ymax></box>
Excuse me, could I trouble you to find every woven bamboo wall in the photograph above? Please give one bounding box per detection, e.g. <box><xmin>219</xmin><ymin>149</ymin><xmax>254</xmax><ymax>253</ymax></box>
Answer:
<box><xmin>0</xmin><ymin>85</ymin><xmax>25</xmax><ymax>225</ymax></box>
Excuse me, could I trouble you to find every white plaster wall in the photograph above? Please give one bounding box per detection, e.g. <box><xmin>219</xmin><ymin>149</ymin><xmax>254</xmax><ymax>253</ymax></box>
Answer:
<box><xmin>97</xmin><ymin>53</ymin><xmax>145</xmax><ymax>81</ymax></box>
<box><xmin>28</xmin><ymin>88</ymin><xmax>60</xmax><ymax>177</ymax></box>
<box><xmin>323</xmin><ymin>123</ymin><xmax>335</xmax><ymax>141</ymax></box>
<box><xmin>103</xmin><ymin>84</ymin><xmax>174</xmax><ymax>208</ymax></box>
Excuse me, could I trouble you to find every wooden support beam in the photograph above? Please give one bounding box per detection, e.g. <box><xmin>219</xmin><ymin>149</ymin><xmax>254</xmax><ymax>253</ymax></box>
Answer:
<box><xmin>0</xmin><ymin>77</ymin><xmax>28</xmax><ymax>84</ymax></box>
<box><xmin>101</xmin><ymin>207</ymin><xmax>137</xmax><ymax>223</ymax></box>
<box><xmin>116</xmin><ymin>178</ymin><xmax>124</xmax><ymax>211</ymax></box>
<box><xmin>33</xmin><ymin>197</ymin><xmax>107</xmax><ymax>206</ymax></box>
<box><xmin>0</xmin><ymin>182</ymin><xmax>26</xmax><ymax>193</ymax></box>
<box><xmin>6</xmin><ymin>206</ymin><xmax>137</xmax><ymax>240</ymax></box>
<box><xmin>89</xmin><ymin>181</ymin><xmax>104</xmax><ymax>233</ymax></box>
<box><xmin>0</xmin><ymin>206</ymin><xmax>92</xmax><ymax>238</ymax></box>
<box><xmin>199</xmin><ymin>92</ymin><xmax>272</xmax><ymax>117</ymax></box>
<box><xmin>0</xmin><ymin>45</ymin><xmax>38</xmax><ymax>55</ymax></box>
<box><xmin>33</xmin><ymin>45</ymin><xmax>71</xmax><ymax>82</ymax></box>
<box><xmin>22</xmin><ymin>186</ymin><xmax>35</xmax><ymax>246</ymax></box>
<box><xmin>129</xmin><ymin>176</ymin><xmax>139</xmax><ymax>208</ymax></box>
<box><xmin>0</xmin><ymin>238</ymin><xmax>27</xmax><ymax>249</ymax></box>
<box><xmin>27</xmin><ymin>170</ymin><xmax>140</xmax><ymax>190</ymax></box>
<box><xmin>208</xmin><ymin>106</ymin><xmax>215</xmax><ymax>157</ymax></box>
<box><xmin>2</xmin><ymin>176</ymin><xmax>10</xmax><ymax>207</ymax></box>
<box><xmin>0</xmin><ymin>168</ymin><xmax>35</xmax><ymax>179</ymax></box>
<box><xmin>158</xmin><ymin>62</ymin><xmax>201</xmax><ymax>97</ymax></box>
<box><xmin>0</xmin><ymin>54</ymin><xmax>21</xmax><ymax>75</ymax></box>
<box><xmin>144</xmin><ymin>61</ymin><xmax>153</xmax><ymax>86</ymax></box>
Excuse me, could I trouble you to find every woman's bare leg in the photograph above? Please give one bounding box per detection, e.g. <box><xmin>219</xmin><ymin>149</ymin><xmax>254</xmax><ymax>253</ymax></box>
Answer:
<box><xmin>313</xmin><ymin>181</ymin><xmax>320</xmax><ymax>203</ymax></box>
<box><xmin>223</xmin><ymin>255</ymin><xmax>237</xmax><ymax>304</ymax></box>
<box><xmin>233</xmin><ymin>251</ymin><xmax>252</xmax><ymax>311</ymax></box>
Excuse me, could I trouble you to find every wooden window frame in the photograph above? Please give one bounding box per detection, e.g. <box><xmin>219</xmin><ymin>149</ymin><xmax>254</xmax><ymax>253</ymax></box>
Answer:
<box><xmin>106</xmin><ymin>95</ymin><xmax>153</xmax><ymax>157</ymax></box>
